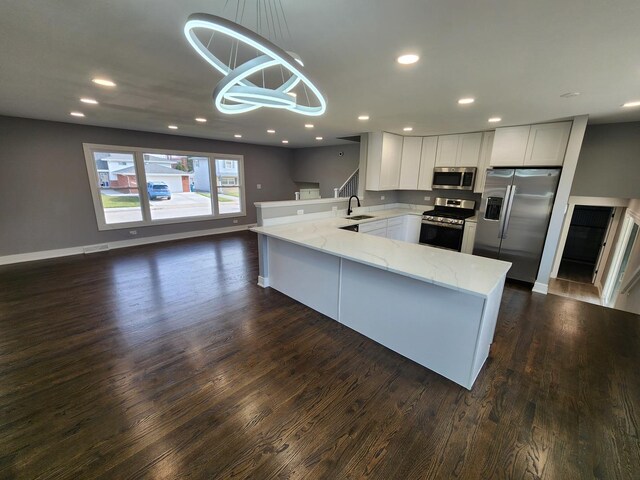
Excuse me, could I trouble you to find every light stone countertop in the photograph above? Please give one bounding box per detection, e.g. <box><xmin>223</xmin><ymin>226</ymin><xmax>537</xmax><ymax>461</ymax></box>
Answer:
<box><xmin>251</xmin><ymin>208</ymin><xmax>511</xmax><ymax>298</ymax></box>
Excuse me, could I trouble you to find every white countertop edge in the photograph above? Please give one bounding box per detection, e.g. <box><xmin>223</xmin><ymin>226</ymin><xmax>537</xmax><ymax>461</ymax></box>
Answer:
<box><xmin>252</xmin><ymin>213</ymin><xmax>510</xmax><ymax>299</ymax></box>
<box><xmin>255</xmin><ymin>197</ymin><xmax>350</xmax><ymax>208</ymax></box>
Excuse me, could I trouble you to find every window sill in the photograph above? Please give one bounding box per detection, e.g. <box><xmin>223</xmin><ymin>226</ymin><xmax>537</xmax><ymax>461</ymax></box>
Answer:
<box><xmin>97</xmin><ymin>211</ymin><xmax>247</xmax><ymax>231</ymax></box>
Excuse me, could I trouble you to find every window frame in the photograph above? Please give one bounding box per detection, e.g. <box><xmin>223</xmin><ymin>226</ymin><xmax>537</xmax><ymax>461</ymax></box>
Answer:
<box><xmin>83</xmin><ymin>143</ymin><xmax>246</xmax><ymax>231</ymax></box>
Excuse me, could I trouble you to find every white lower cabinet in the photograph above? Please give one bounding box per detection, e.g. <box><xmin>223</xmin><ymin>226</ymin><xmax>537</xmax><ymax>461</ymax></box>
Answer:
<box><xmin>358</xmin><ymin>219</ymin><xmax>388</xmax><ymax>234</ymax></box>
<box><xmin>386</xmin><ymin>224</ymin><xmax>405</xmax><ymax>240</ymax></box>
<box><xmin>358</xmin><ymin>215</ymin><xmax>419</xmax><ymax>243</ymax></box>
<box><xmin>461</xmin><ymin>221</ymin><xmax>477</xmax><ymax>254</ymax></box>
<box><xmin>404</xmin><ymin>215</ymin><xmax>422</xmax><ymax>244</ymax></box>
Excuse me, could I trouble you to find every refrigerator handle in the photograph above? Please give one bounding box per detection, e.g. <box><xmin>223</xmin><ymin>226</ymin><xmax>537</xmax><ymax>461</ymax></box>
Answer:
<box><xmin>501</xmin><ymin>185</ymin><xmax>517</xmax><ymax>239</ymax></box>
<box><xmin>497</xmin><ymin>185</ymin><xmax>511</xmax><ymax>238</ymax></box>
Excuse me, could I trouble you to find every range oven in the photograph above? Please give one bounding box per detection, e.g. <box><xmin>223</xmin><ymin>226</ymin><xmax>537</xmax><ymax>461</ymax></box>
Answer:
<box><xmin>419</xmin><ymin>197</ymin><xmax>476</xmax><ymax>252</ymax></box>
<box><xmin>419</xmin><ymin>218</ymin><xmax>464</xmax><ymax>251</ymax></box>
<box><xmin>432</xmin><ymin>167</ymin><xmax>476</xmax><ymax>190</ymax></box>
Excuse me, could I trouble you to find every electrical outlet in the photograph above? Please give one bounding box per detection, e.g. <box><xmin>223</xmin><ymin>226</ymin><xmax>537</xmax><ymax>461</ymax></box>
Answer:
<box><xmin>129</xmin><ymin>230</ymin><xmax>137</xmax><ymax>236</ymax></box>
<box><xmin>297</xmin><ymin>209</ymin><xmax>304</xmax><ymax>215</ymax></box>
<box><xmin>380</xmin><ymin>195</ymin><xmax>385</xmax><ymax>200</ymax></box>
<box><xmin>256</xmin><ymin>184</ymin><xmax>262</xmax><ymax>189</ymax></box>
<box><xmin>424</xmin><ymin>196</ymin><xmax>431</xmax><ymax>201</ymax></box>
<box><xmin>233</xmin><ymin>219</ymin><xmax>238</xmax><ymax>224</ymax></box>
<box><xmin>332</xmin><ymin>206</ymin><xmax>338</xmax><ymax>212</ymax></box>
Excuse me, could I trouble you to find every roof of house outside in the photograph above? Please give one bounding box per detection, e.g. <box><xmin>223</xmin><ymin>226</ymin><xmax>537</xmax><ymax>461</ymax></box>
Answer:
<box><xmin>115</xmin><ymin>164</ymin><xmax>192</xmax><ymax>176</ymax></box>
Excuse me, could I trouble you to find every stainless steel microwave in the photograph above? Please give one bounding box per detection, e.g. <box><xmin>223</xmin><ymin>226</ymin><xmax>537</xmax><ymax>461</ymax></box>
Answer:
<box><xmin>432</xmin><ymin>167</ymin><xmax>476</xmax><ymax>190</ymax></box>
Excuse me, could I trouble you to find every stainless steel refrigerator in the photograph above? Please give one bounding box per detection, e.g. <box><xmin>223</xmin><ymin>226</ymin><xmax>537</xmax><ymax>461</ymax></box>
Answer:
<box><xmin>474</xmin><ymin>168</ymin><xmax>561</xmax><ymax>283</ymax></box>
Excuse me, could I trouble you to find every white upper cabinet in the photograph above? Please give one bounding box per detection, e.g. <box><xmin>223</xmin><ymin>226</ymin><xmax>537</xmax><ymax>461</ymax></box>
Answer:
<box><xmin>366</xmin><ymin>132</ymin><xmax>403</xmax><ymax>191</ymax></box>
<box><xmin>417</xmin><ymin>136</ymin><xmax>438</xmax><ymax>191</ymax></box>
<box><xmin>524</xmin><ymin>121</ymin><xmax>572</xmax><ymax>166</ymax></box>
<box><xmin>490</xmin><ymin>125</ymin><xmax>530</xmax><ymax>166</ymax></box>
<box><xmin>398</xmin><ymin>136</ymin><xmax>423</xmax><ymax>190</ymax></box>
<box><xmin>474</xmin><ymin>131</ymin><xmax>495</xmax><ymax>194</ymax></box>
<box><xmin>379</xmin><ymin>132</ymin><xmax>403</xmax><ymax>189</ymax></box>
<box><xmin>435</xmin><ymin>134</ymin><xmax>460</xmax><ymax>167</ymax></box>
<box><xmin>435</xmin><ymin>133</ymin><xmax>481</xmax><ymax>167</ymax></box>
<box><xmin>491</xmin><ymin>122</ymin><xmax>572</xmax><ymax>167</ymax></box>
<box><xmin>457</xmin><ymin>132</ymin><xmax>483</xmax><ymax>167</ymax></box>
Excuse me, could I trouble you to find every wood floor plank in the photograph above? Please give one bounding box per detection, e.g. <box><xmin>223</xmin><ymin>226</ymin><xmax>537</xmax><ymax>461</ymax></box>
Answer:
<box><xmin>1</xmin><ymin>232</ymin><xmax>639</xmax><ymax>479</ymax></box>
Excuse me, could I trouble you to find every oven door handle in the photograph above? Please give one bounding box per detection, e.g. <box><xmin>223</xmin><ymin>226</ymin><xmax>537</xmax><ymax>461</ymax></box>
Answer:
<box><xmin>421</xmin><ymin>220</ymin><xmax>463</xmax><ymax>230</ymax></box>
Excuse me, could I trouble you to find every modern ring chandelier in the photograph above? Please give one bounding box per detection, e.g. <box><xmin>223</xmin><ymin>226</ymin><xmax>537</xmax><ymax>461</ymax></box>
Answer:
<box><xmin>184</xmin><ymin>2</ymin><xmax>326</xmax><ymax>116</ymax></box>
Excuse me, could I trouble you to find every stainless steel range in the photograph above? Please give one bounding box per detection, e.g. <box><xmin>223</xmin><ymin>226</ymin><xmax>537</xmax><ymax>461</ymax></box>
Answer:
<box><xmin>420</xmin><ymin>197</ymin><xmax>476</xmax><ymax>251</ymax></box>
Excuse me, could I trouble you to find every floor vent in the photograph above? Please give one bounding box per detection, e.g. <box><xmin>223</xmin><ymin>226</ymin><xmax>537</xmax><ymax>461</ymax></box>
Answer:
<box><xmin>83</xmin><ymin>244</ymin><xmax>109</xmax><ymax>254</ymax></box>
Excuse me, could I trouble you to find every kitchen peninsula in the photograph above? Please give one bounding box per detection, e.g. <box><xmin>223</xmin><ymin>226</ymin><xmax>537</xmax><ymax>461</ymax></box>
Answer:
<box><xmin>252</xmin><ymin>210</ymin><xmax>511</xmax><ymax>389</ymax></box>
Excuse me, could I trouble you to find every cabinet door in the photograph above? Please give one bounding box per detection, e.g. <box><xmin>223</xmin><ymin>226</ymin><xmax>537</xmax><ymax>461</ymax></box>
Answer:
<box><xmin>379</xmin><ymin>132</ymin><xmax>403</xmax><ymax>189</ymax></box>
<box><xmin>417</xmin><ymin>136</ymin><xmax>438</xmax><ymax>191</ymax></box>
<box><xmin>404</xmin><ymin>215</ymin><xmax>422</xmax><ymax>244</ymax></box>
<box><xmin>457</xmin><ymin>133</ymin><xmax>483</xmax><ymax>167</ymax></box>
<box><xmin>365</xmin><ymin>132</ymin><xmax>383</xmax><ymax>191</ymax></box>
<box><xmin>435</xmin><ymin>134</ymin><xmax>461</xmax><ymax>167</ymax></box>
<box><xmin>386</xmin><ymin>224</ymin><xmax>404</xmax><ymax>240</ymax></box>
<box><xmin>474</xmin><ymin>131</ymin><xmax>495</xmax><ymax>193</ymax></box>
<box><xmin>367</xmin><ymin>227</ymin><xmax>388</xmax><ymax>238</ymax></box>
<box><xmin>461</xmin><ymin>222</ymin><xmax>477</xmax><ymax>254</ymax></box>
<box><xmin>524</xmin><ymin>121</ymin><xmax>572</xmax><ymax>166</ymax></box>
<box><xmin>490</xmin><ymin>126</ymin><xmax>530</xmax><ymax>167</ymax></box>
<box><xmin>359</xmin><ymin>219</ymin><xmax>388</xmax><ymax>233</ymax></box>
<box><xmin>398</xmin><ymin>136</ymin><xmax>423</xmax><ymax>190</ymax></box>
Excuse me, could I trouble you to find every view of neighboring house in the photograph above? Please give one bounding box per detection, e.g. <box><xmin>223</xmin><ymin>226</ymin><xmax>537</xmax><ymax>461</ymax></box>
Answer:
<box><xmin>192</xmin><ymin>157</ymin><xmax>239</xmax><ymax>192</ymax></box>
<box><xmin>95</xmin><ymin>152</ymin><xmax>192</xmax><ymax>194</ymax></box>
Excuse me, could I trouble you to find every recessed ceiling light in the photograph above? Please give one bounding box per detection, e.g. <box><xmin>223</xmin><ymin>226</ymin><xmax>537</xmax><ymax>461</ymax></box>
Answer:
<box><xmin>234</xmin><ymin>134</ymin><xmax>242</xmax><ymax>138</ymax></box>
<box><xmin>70</xmin><ymin>111</ymin><xmax>85</xmax><ymax>117</ymax></box>
<box><xmin>403</xmin><ymin>127</ymin><xmax>413</xmax><ymax>132</ymax></box>
<box><xmin>282</xmin><ymin>140</ymin><xmax>289</xmax><ymax>144</ymax></box>
<box><xmin>267</xmin><ymin>129</ymin><xmax>276</xmax><ymax>133</ymax></box>
<box><xmin>288</xmin><ymin>92</ymin><xmax>297</xmax><ymax>98</ymax></box>
<box><xmin>622</xmin><ymin>100</ymin><xmax>640</xmax><ymax>108</ymax></box>
<box><xmin>397</xmin><ymin>54</ymin><xmax>419</xmax><ymax>65</ymax></box>
<box><xmin>195</xmin><ymin>117</ymin><xmax>207</xmax><ymax>122</ymax></box>
<box><xmin>560</xmin><ymin>92</ymin><xmax>581</xmax><ymax>98</ymax></box>
<box><xmin>488</xmin><ymin>117</ymin><xmax>502</xmax><ymax>123</ymax></box>
<box><xmin>358</xmin><ymin>115</ymin><xmax>370</xmax><ymax>120</ymax></box>
<box><xmin>315</xmin><ymin>136</ymin><xmax>323</xmax><ymax>140</ymax></box>
<box><xmin>80</xmin><ymin>98</ymin><xmax>98</xmax><ymax>105</ymax></box>
<box><xmin>458</xmin><ymin>98</ymin><xmax>475</xmax><ymax>104</ymax></box>
<box><xmin>168</xmin><ymin>125</ymin><xmax>178</xmax><ymax>130</ymax></box>
<box><xmin>92</xmin><ymin>78</ymin><xmax>116</xmax><ymax>87</ymax></box>
<box><xmin>305</xmin><ymin>124</ymin><xmax>314</xmax><ymax>128</ymax></box>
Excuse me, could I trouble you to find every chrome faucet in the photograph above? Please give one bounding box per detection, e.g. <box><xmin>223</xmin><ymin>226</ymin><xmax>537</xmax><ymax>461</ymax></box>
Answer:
<box><xmin>347</xmin><ymin>195</ymin><xmax>361</xmax><ymax>216</ymax></box>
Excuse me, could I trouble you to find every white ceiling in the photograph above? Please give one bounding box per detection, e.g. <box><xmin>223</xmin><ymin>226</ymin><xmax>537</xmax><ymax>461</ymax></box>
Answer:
<box><xmin>1</xmin><ymin>0</ymin><xmax>639</xmax><ymax>147</ymax></box>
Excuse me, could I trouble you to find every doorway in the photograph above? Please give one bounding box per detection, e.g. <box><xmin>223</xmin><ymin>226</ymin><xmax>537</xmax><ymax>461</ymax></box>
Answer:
<box><xmin>558</xmin><ymin>206</ymin><xmax>614</xmax><ymax>283</ymax></box>
<box><xmin>550</xmin><ymin>205</ymin><xmax>615</xmax><ymax>305</ymax></box>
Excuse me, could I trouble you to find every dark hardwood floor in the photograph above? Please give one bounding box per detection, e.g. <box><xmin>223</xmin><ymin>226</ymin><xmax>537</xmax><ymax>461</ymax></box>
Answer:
<box><xmin>1</xmin><ymin>231</ymin><xmax>639</xmax><ymax>479</ymax></box>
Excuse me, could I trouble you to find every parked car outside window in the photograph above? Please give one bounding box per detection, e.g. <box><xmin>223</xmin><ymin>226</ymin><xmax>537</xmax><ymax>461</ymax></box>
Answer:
<box><xmin>147</xmin><ymin>182</ymin><xmax>171</xmax><ymax>200</ymax></box>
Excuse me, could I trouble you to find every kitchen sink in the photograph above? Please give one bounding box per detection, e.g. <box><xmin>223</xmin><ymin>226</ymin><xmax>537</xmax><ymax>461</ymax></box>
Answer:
<box><xmin>345</xmin><ymin>215</ymin><xmax>375</xmax><ymax>220</ymax></box>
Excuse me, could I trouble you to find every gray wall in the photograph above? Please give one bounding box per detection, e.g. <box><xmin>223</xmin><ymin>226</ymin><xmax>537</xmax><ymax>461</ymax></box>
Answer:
<box><xmin>291</xmin><ymin>144</ymin><xmax>360</xmax><ymax>198</ymax></box>
<box><xmin>571</xmin><ymin>121</ymin><xmax>640</xmax><ymax>198</ymax></box>
<box><xmin>0</xmin><ymin>115</ymin><xmax>296</xmax><ymax>256</ymax></box>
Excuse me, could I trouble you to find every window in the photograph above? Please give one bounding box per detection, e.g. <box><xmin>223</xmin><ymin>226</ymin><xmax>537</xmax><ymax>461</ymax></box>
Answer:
<box><xmin>215</xmin><ymin>158</ymin><xmax>241</xmax><ymax>214</ymax></box>
<box><xmin>90</xmin><ymin>151</ymin><xmax>143</xmax><ymax>225</ymax></box>
<box><xmin>84</xmin><ymin>144</ymin><xmax>245</xmax><ymax>230</ymax></box>
<box><xmin>143</xmin><ymin>153</ymin><xmax>212</xmax><ymax>221</ymax></box>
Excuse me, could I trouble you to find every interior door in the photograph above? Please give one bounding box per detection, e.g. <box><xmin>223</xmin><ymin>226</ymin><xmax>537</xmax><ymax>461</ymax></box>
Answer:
<box><xmin>498</xmin><ymin>169</ymin><xmax>561</xmax><ymax>283</ymax></box>
<box><xmin>473</xmin><ymin>169</ymin><xmax>514</xmax><ymax>259</ymax></box>
<box><xmin>592</xmin><ymin>209</ymin><xmax>615</xmax><ymax>284</ymax></box>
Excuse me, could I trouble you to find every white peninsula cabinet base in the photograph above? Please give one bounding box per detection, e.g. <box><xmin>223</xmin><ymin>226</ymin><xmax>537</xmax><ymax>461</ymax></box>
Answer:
<box><xmin>257</xmin><ymin>232</ymin><xmax>509</xmax><ymax>390</ymax></box>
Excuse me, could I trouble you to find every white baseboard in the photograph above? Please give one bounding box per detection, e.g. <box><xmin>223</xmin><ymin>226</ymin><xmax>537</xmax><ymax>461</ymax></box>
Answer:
<box><xmin>0</xmin><ymin>223</ymin><xmax>257</xmax><ymax>266</ymax></box>
<box><xmin>257</xmin><ymin>276</ymin><xmax>270</xmax><ymax>288</ymax></box>
<box><xmin>532</xmin><ymin>281</ymin><xmax>549</xmax><ymax>295</ymax></box>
